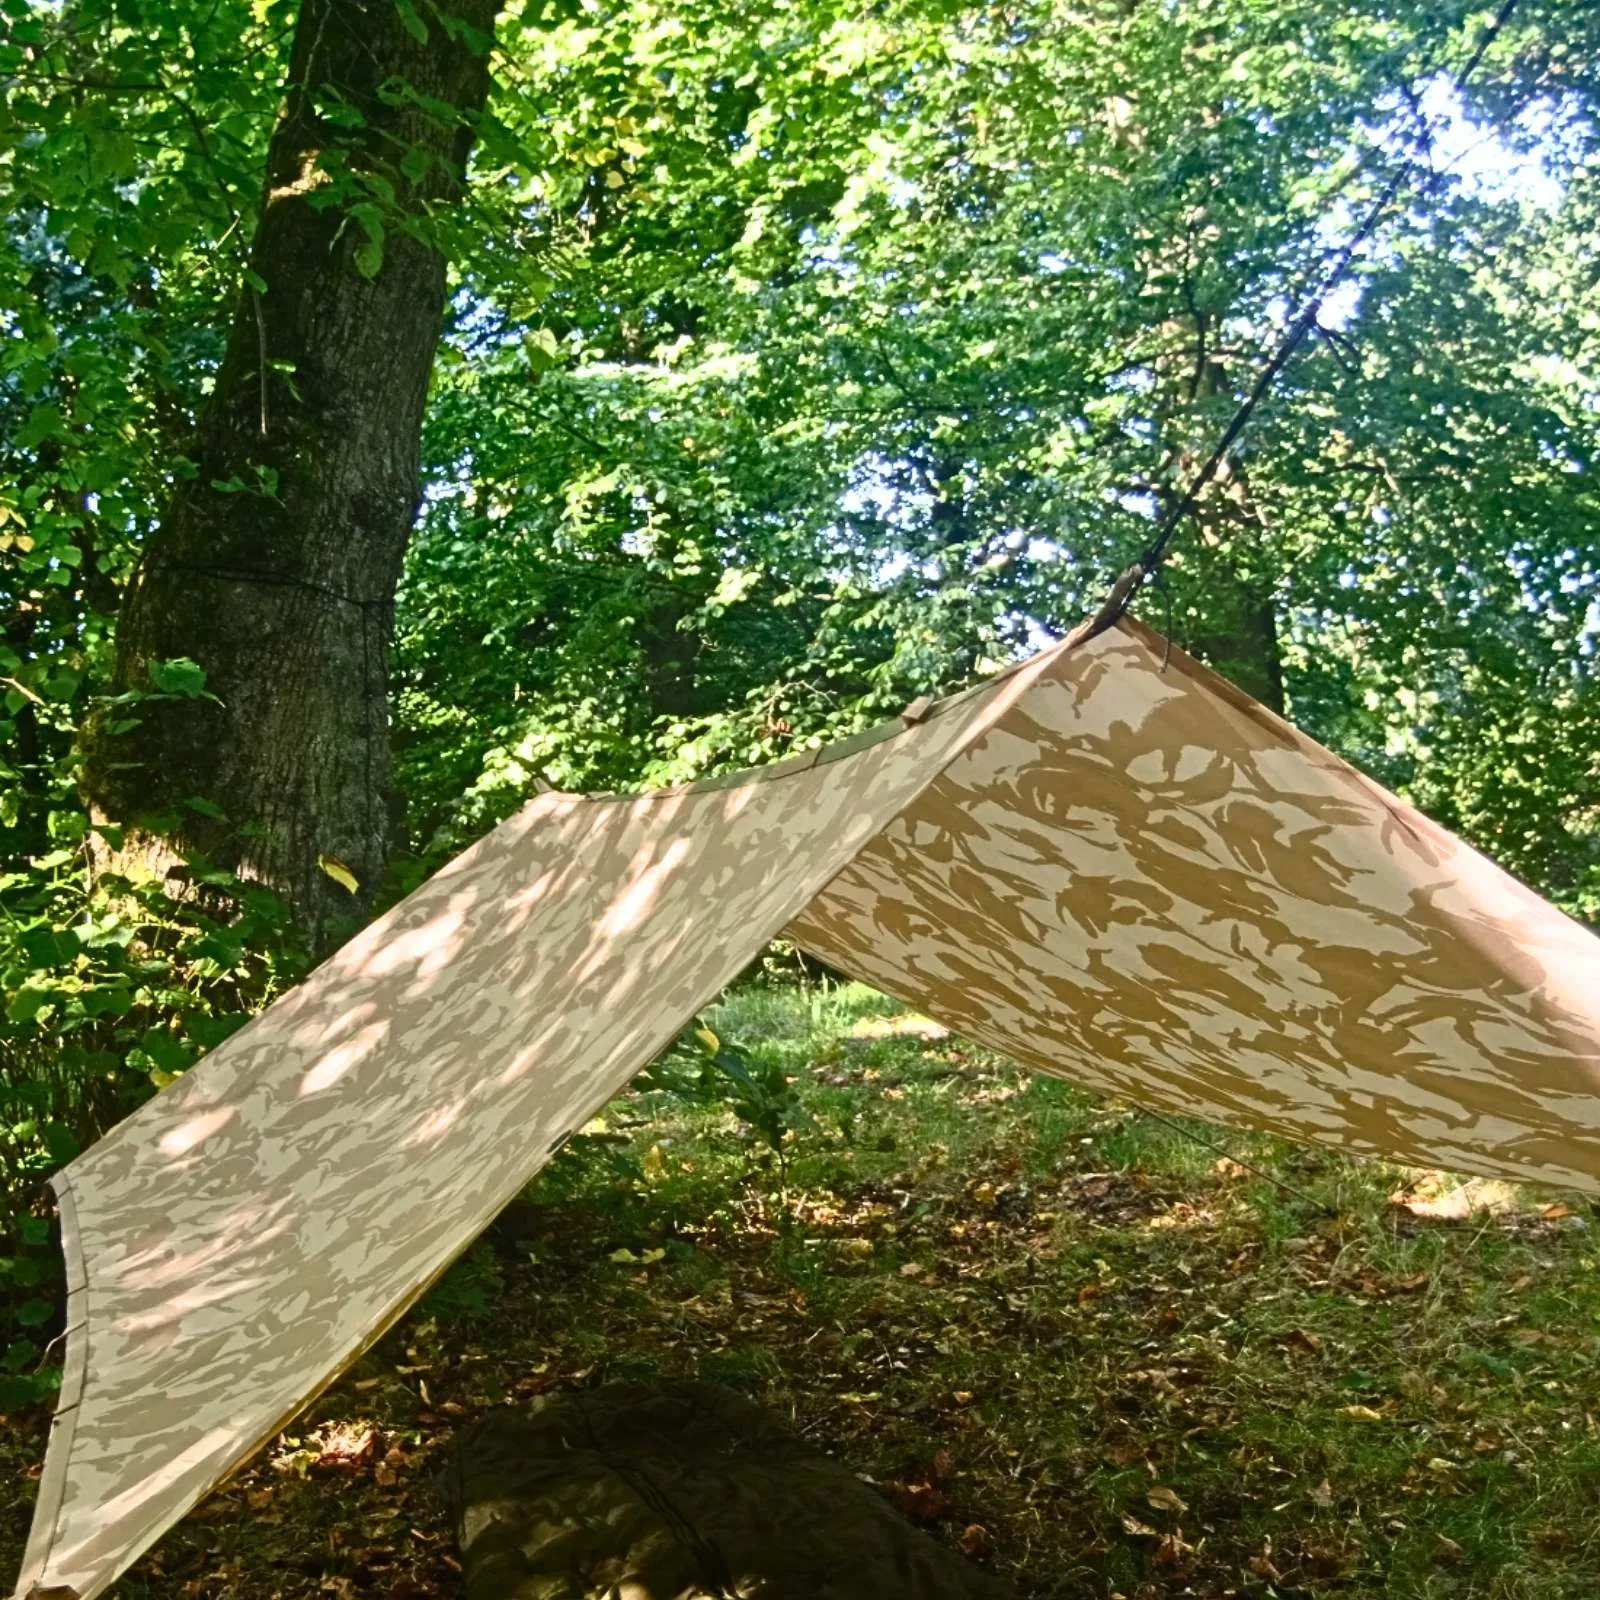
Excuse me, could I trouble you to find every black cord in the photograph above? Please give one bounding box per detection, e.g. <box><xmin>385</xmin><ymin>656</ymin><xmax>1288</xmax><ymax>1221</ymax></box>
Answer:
<box><xmin>1130</xmin><ymin>1101</ymin><xmax>1337</xmax><ymax>1218</ymax></box>
<box><xmin>1083</xmin><ymin>0</ymin><xmax>1525</xmax><ymax>637</ymax></box>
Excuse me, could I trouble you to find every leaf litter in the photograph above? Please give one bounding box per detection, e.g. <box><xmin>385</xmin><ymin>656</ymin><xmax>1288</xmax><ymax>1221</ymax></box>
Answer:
<box><xmin>2</xmin><ymin>986</ymin><xmax>1598</xmax><ymax>1598</ymax></box>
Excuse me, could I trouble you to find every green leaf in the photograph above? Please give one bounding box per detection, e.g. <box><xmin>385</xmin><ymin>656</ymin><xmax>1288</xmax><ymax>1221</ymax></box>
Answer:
<box><xmin>146</xmin><ymin>658</ymin><xmax>208</xmax><ymax>698</ymax></box>
<box><xmin>523</xmin><ymin>327</ymin><xmax>561</xmax><ymax>371</ymax></box>
<box><xmin>395</xmin><ymin>0</ymin><xmax>428</xmax><ymax>44</ymax></box>
<box><xmin>41</xmin><ymin>1122</ymin><xmax>79</xmax><ymax>1164</ymax></box>
<box><xmin>183</xmin><ymin>1011</ymin><xmax>250</xmax><ymax>1049</ymax></box>
<box><xmin>14</xmin><ymin>1299</ymin><xmax>52</xmax><ymax>1329</ymax></box>
<box><xmin>139</xmin><ymin>1028</ymin><xmax>195</xmax><ymax>1073</ymax></box>
<box><xmin>6</xmin><ymin>985</ymin><xmax>53</xmax><ymax>1025</ymax></box>
<box><xmin>18</xmin><ymin>928</ymin><xmax>77</xmax><ymax>969</ymax></box>
<box><xmin>349</xmin><ymin>201</ymin><xmax>385</xmax><ymax>278</ymax></box>
<box><xmin>16</xmin><ymin>403</ymin><xmax>62</xmax><ymax>448</ymax></box>
<box><xmin>41</xmin><ymin>667</ymin><xmax>81</xmax><ymax>704</ymax></box>
<box><xmin>186</xmin><ymin>928</ymin><xmax>244</xmax><ymax>968</ymax></box>
<box><xmin>2</xmin><ymin>1342</ymin><xmax>39</xmax><ymax>1374</ymax></box>
<box><xmin>0</xmin><ymin>1373</ymin><xmax>54</xmax><ymax>1412</ymax></box>
<box><xmin>46</xmin><ymin>809</ymin><xmax>86</xmax><ymax>843</ymax></box>
<box><xmin>77</xmin><ymin>985</ymin><xmax>133</xmax><ymax>1019</ymax></box>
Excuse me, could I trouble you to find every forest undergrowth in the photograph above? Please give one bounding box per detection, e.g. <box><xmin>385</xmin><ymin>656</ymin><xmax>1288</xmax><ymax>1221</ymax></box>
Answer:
<box><xmin>4</xmin><ymin>983</ymin><xmax>1598</xmax><ymax>1600</ymax></box>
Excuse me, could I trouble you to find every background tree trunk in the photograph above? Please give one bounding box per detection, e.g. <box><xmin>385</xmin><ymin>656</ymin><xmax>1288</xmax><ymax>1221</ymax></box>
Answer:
<box><xmin>1163</xmin><ymin>351</ymin><xmax>1286</xmax><ymax>715</ymax></box>
<box><xmin>81</xmin><ymin>0</ymin><xmax>499</xmax><ymax>942</ymax></box>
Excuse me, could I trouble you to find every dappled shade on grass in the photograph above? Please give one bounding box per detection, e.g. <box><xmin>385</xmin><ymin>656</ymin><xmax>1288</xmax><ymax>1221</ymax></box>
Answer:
<box><xmin>6</xmin><ymin>985</ymin><xmax>1595</xmax><ymax>1599</ymax></box>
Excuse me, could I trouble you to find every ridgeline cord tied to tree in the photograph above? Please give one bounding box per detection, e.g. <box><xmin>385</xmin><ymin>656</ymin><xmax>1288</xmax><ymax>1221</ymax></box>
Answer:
<box><xmin>1070</xmin><ymin>0</ymin><xmax>1525</xmax><ymax>649</ymax></box>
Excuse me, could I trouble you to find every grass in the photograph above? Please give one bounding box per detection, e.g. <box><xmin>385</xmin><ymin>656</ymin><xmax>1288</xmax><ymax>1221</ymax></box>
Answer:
<box><xmin>5</xmin><ymin>980</ymin><xmax>1600</xmax><ymax>1598</ymax></box>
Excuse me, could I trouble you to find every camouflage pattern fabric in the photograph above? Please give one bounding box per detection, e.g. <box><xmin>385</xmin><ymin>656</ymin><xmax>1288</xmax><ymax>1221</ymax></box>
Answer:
<box><xmin>790</xmin><ymin>622</ymin><xmax>1600</xmax><ymax>1190</ymax></box>
<box><xmin>12</xmin><ymin>620</ymin><xmax>1600</xmax><ymax>1600</ymax></box>
<box><xmin>442</xmin><ymin>1381</ymin><xmax>1015</xmax><ymax>1599</ymax></box>
<box><xmin>11</xmin><ymin>653</ymin><xmax>1050</xmax><ymax>1600</ymax></box>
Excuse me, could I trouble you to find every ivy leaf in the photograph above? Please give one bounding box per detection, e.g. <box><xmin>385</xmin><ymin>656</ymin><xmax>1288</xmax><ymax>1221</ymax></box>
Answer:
<box><xmin>146</xmin><ymin>658</ymin><xmax>208</xmax><ymax>698</ymax></box>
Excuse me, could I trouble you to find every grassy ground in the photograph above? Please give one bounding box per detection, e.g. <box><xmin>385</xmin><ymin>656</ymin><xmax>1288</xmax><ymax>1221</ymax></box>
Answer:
<box><xmin>5</xmin><ymin>981</ymin><xmax>1600</xmax><ymax>1599</ymax></box>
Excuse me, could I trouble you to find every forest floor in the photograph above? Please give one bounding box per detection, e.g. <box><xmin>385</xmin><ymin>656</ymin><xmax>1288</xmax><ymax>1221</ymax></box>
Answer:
<box><xmin>4</xmin><ymin>982</ymin><xmax>1600</xmax><ymax>1600</ymax></box>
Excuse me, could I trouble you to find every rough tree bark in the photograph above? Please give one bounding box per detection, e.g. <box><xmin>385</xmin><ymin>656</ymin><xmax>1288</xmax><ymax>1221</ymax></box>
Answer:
<box><xmin>81</xmin><ymin>0</ymin><xmax>500</xmax><ymax>941</ymax></box>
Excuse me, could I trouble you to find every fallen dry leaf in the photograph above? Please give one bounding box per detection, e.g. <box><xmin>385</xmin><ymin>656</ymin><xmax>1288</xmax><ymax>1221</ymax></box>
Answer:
<box><xmin>1388</xmin><ymin>1174</ymin><xmax>1518</xmax><ymax>1221</ymax></box>
<box><xmin>1155</xmin><ymin>1529</ymin><xmax>1196</xmax><ymax>1570</ymax></box>
<box><xmin>1247</xmin><ymin>1538</ymin><xmax>1282</xmax><ymax>1582</ymax></box>
<box><xmin>1147</xmin><ymin>1486</ymin><xmax>1187</xmax><ymax>1514</ymax></box>
<box><xmin>958</xmin><ymin>1524</ymin><xmax>990</xmax><ymax>1557</ymax></box>
<box><xmin>312</xmin><ymin>1422</ymin><xmax>378</xmax><ymax>1471</ymax></box>
<box><xmin>889</xmin><ymin>1482</ymin><xmax>950</xmax><ymax>1523</ymax></box>
<box><xmin>846</xmin><ymin>1013</ymin><xmax>950</xmax><ymax>1041</ymax></box>
<box><xmin>1339</xmin><ymin>1404</ymin><xmax>1385</xmax><ymax>1423</ymax></box>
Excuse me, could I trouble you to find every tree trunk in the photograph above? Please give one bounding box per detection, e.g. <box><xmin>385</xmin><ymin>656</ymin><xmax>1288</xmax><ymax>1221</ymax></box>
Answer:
<box><xmin>81</xmin><ymin>0</ymin><xmax>499</xmax><ymax>942</ymax></box>
<box><xmin>1163</xmin><ymin>349</ymin><xmax>1286</xmax><ymax>715</ymax></box>
<box><xmin>1182</xmin><ymin>528</ymin><xmax>1286</xmax><ymax>714</ymax></box>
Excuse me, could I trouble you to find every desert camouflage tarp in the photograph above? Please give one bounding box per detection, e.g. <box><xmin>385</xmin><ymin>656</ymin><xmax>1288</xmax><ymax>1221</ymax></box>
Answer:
<box><xmin>14</xmin><ymin>621</ymin><xmax>1600</xmax><ymax>1600</ymax></box>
